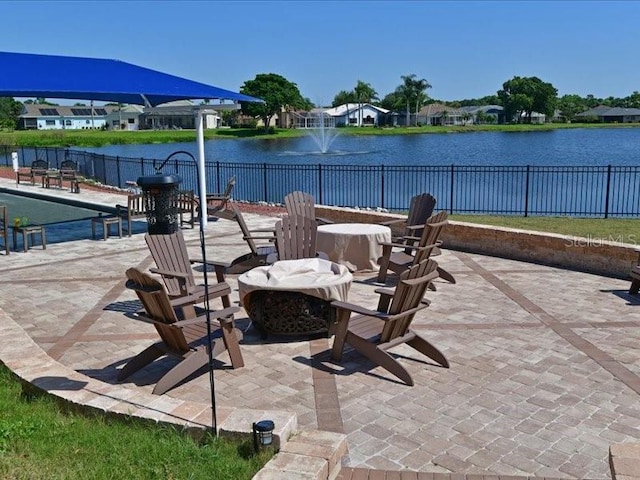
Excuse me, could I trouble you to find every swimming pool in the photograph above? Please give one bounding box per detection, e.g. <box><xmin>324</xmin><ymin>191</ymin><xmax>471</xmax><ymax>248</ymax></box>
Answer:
<box><xmin>0</xmin><ymin>192</ymin><xmax>99</xmax><ymax>225</ymax></box>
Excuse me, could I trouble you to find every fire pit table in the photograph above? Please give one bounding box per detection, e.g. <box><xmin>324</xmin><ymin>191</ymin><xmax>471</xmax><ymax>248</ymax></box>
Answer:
<box><xmin>238</xmin><ymin>258</ymin><xmax>353</xmax><ymax>338</ymax></box>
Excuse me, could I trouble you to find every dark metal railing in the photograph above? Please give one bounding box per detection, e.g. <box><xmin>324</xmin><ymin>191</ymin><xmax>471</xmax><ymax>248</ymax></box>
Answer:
<box><xmin>2</xmin><ymin>145</ymin><xmax>640</xmax><ymax>217</ymax></box>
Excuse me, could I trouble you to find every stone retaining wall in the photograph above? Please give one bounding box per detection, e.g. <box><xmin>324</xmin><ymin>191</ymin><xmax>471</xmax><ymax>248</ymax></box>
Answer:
<box><xmin>316</xmin><ymin>206</ymin><xmax>638</xmax><ymax>279</ymax></box>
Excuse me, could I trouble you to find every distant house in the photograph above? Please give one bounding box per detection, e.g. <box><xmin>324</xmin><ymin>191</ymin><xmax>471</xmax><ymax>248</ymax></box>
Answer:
<box><xmin>459</xmin><ymin>105</ymin><xmax>506</xmax><ymax>124</ymax></box>
<box><xmin>416</xmin><ymin>103</ymin><xmax>469</xmax><ymax>126</ymax></box>
<box><xmin>18</xmin><ymin>104</ymin><xmax>116</xmax><ymax>130</ymax></box>
<box><xmin>324</xmin><ymin>103</ymin><xmax>390</xmax><ymax>127</ymax></box>
<box><xmin>104</xmin><ymin>105</ymin><xmax>144</xmax><ymax>131</ymax></box>
<box><xmin>576</xmin><ymin>105</ymin><xmax>640</xmax><ymax>123</ymax></box>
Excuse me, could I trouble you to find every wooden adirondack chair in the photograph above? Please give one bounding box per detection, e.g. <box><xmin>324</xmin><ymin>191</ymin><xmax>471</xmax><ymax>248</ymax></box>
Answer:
<box><xmin>119</xmin><ymin>267</ymin><xmax>243</xmax><ymax>395</ymax></box>
<box><xmin>284</xmin><ymin>191</ymin><xmax>332</xmax><ymax>225</ymax></box>
<box><xmin>381</xmin><ymin>193</ymin><xmax>437</xmax><ymax>241</ymax></box>
<box><xmin>331</xmin><ymin>258</ymin><xmax>448</xmax><ymax>386</ymax></box>
<box><xmin>225</xmin><ymin>202</ymin><xmax>277</xmax><ymax>274</ymax></box>
<box><xmin>377</xmin><ymin>210</ymin><xmax>449</xmax><ymax>284</ymax></box>
<box><xmin>275</xmin><ymin>214</ymin><xmax>324</xmax><ymax>261</ymax></box>
<box><xmin>145</xmin><ymin>230</ymin><xmax>231</xmax><ymax>316</ymax></box>
<box><xmin>206</xmin><ymin>175</ymin><xmax>236</xmax><ymax>220</ymax></box>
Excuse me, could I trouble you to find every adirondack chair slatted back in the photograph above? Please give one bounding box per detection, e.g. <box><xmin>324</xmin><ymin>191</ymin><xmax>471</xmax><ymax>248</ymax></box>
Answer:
<box><xmin>404</xmin><ymin>193</ymin><xmax>437</xmax><ymax>238</ymax></box>
<box><xmin>145</xmin><ymin>230</ymin><xmax>196</xmax><ymax>297</ymax></box>
<box><xmin>413</xmin><ymin>211</ymin><xmax>449</xmax><ymax>264</ymax></box>
<box><xmin>284</xmin><ymin>191</ymin><xmax>316</xmax><ymax>222</ymax></box>
<box><xmin>380</xmin><ymin>259</ymin><xmax>439</xmax><ymax>343</ymax></box>
<box><xmin>275</xmin><ymin>214</ymin><xmax>317</xmax><ymax>260</ymax></box>
<box><xmin>125</xmin><ymin>267</ymin><xmax>189</xmax><ymax>353</ymax></box>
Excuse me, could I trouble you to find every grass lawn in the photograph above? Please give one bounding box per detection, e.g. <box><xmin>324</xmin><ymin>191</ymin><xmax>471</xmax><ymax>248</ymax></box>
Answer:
<box><xmin>0</xmin><ymin>365</ymin><xmax>272</xmax><ymax>479</ymax></box>
<box><xmin>451</xmin><ymin>214</ymin><xmax>640</xmax><ymax>244</ymax></box>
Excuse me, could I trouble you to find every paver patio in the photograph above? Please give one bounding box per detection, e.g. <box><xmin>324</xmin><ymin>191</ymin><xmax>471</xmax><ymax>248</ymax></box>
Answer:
<box><xmin>0</xmin><ymin>178</ymin><xmax>639</xmax><ymax>479</ymax></box>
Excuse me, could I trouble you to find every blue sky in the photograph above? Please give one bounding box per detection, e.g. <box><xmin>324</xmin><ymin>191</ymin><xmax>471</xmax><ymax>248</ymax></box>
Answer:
<box><xmin>1</xmin><ymin>0</ymin><xmax>639</xmax><ymax>105</ymax></box>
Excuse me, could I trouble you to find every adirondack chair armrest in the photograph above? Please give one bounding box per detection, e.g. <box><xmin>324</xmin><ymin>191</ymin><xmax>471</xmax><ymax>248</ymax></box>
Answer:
<box><xmin>373</xmin><ymin>287</ymin><xmax>432</xmax><ymax>306</ymax></box>
<box><xmin>386</xmin><ymin>303</ymin><xmax>429</xmax><ymax>321</ymax></box>
<box><xmin>249</xmin><ymin>227</ymin><xmax>277</xmax><ymax>234</ymax></box>
<box><xmin>244</xmin><ymin>234</ymin><xmax>276</xmax><ymax>241</ymax></box>
<box><xmin>169</xmin><ymin>291</ymin><xmax>211</xmax><ymax>307</ymax></box>
<box><xmin>189</xmin><ymin>258</ymin><xmax>232</xmax><ymax>270</ymax></box>
<box><xmin>175</xmin><ymin>306</ymin><xmax>240</xmax><ymax>327</ymax></box>
<box><xmin>405</xmin><ymin>224</ymin><xmax>425</xmax><ymax>232</ymax></box>
<box><xmin>331</xmin><ymin>300</ymin><xmax>390</xmax><ymax>320</ymax></box>
<box><xmin>149</xmin><ymin>267</ymin><xmax>190</xmax><ymax>280</ymax></box>
<box><xmin>378</xmin><ymin>240</ymin><xmax>420</xmax><ymax>249</ymax></box>
<box><xmin>379</xmin><ymin>218</ymin><xmax>404</xmax><ymax>227</ymax></box>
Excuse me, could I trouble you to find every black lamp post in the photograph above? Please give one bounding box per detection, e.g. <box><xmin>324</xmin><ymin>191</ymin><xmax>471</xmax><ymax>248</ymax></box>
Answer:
<box><xmin>137</xmin><ymin>151</ymin><xmax>219</xmax><ymax>435</ymax></box>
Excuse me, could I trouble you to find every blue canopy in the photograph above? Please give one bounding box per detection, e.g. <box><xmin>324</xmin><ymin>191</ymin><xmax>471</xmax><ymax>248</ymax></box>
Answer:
<box><xmin>0</xmin><ymin>51</ymin><xmax>261</xmax><ymax>106</ymax></box>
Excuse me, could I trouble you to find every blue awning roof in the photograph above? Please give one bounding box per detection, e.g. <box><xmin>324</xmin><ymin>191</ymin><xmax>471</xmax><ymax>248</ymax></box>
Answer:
<box><xmin>0</xmin><ymin>51</ymin><xmax>262</xmax><ymax>106</ymax></box>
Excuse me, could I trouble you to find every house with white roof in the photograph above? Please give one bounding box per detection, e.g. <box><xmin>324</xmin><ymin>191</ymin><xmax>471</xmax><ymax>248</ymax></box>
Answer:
<box><xmin>18</xmin><ymin>104</ymin><xmax>117</xmax><ymax>130</ymax></box>
<box><xmin>322</xmin><ymin>103</ymin><xmax>390</xmax><ymax>127</ymax></box>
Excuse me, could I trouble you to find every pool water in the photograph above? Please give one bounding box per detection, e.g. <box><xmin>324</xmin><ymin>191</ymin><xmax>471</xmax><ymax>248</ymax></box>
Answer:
<box><xmin>0</xmin><ymin>192</ymin><xmax>98</xmax><ymax>226</ymax></box>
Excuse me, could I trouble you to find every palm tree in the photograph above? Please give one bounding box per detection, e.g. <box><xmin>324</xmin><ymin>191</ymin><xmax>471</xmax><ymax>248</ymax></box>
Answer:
<box><xmin>411</xmin><ymin>77</ymin><xmax>431</xmax><ymax>126</ymax></box>
<box><xmin>354</xmin><ymin>80</ymin><xmax>378</xmax><ymax>126</ymax></box>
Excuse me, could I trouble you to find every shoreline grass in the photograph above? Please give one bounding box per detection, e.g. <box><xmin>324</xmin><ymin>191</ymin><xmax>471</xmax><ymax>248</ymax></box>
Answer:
<box><xmin>1</xmin><ymin>122</ymin><xmax>639</xmax><ymax>148</ymax></box>
<box><xmin>0</xmin><ymin>365</ymin><xmax>272</xmax><ymax>479</ymax></box>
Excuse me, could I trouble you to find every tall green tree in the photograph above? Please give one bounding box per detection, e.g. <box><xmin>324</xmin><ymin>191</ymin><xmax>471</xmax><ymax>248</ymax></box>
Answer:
<box><xmin>557</xmin><ymin>94</ymin><xmax>587</xmax><ymax>122</ymax></box>
<box><xmin>240</xmin><ymin>73</ymin><xmax>305</xmax><ymax>131</ymax></box>
<box><xmin>0</xmin><ymin>97</ymin><xmax>23</xmax><ymax>129</ymax></box>
<box><xmin>332</xmin><ymin>90</ymin><xmax>357</xmax><ymax>107</ymax></box>
<box><xmin>497</xmin><ymin>76</ymin><xmax>557</xmax><ymax>123</ymax></box>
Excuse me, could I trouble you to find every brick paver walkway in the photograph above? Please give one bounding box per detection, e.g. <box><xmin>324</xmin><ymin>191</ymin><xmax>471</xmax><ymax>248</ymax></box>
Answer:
<box><xmin>0</xmin><ymin>179</ymin><xmax>639</xmax><ymax>479</ymax></box>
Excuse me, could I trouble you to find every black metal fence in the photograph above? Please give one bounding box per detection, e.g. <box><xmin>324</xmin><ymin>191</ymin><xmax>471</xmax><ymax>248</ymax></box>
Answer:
<box><xmin>2</xmin><ymin>145</ymin><xmax>640</xmax><ymax>217</ymax></box>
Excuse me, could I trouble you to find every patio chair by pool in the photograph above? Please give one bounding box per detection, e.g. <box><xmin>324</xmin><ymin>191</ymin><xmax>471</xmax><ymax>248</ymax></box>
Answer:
<box><xmin>145</xmin><ymin>230</ymin><xmax>232</xmax><ymax>314</ymax></box>
<box><xmin>284</xmin><ymin>191</ymin><xmax>333</xmax><ymax>226</ymax></box>
<box><xmin>115</xmin><ymin>193</ymin><xmax>146</xmax><ymax>236</ymax></box>
<box><xmin>377</xmin><ymin>210</ymin><xmax>449</xmax><ymax>284</ymax></box>
<box><xmin>331</xmin><ymin>258</ymin><xmax>448</xmax><ymax>386</ymax></box>
<box><xmin>16</xmin><ymin>159</ymin><xmax>48</xmax><ymax>186</ymax></box>
<box><xmin>119</xmin><ymin>267</ymin><xmax>243</xmax><ymax>395</ymax></box>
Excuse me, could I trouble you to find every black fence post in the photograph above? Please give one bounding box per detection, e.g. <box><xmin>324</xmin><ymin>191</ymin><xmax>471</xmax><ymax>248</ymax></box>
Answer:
<box><xmin>140</xmin><ymin>157</ymin><xmax>144</xmax><ymax>177</ymax></box>
<box><xmin>604</xmin><ymin>164</ymin><xmax>612</xmax><ymax>219</ymax></box>
<box><xmin>524</xmin><ymin>165</ymin><xmax>530</xmax><ymax>217</ymax></box>
<box><xmin>262</xmin><ymin>163</ymin><xmax>268</xmax><ymax>202</ymax></box>
<box><xmin>380</xmin><ymin>164</ymin><xmax>385</xmax><ymax>210</ymax></box>
<box><xmin>116</xmin><ymin>156</ymin><xmax>122</xmax><ymax>188</ymax></box>
<box><xmin>102</xmin><ymin>154</ymin><xmax>107</xmax><ymax>184</ymax></box>
<box><xmin>216</xmin><ymin>161</ymin><xmax>221</xmax><ymax>193</ymax></box>
<box><xmin>318</xmin><ymin>164</ymin><xmax>323</xmax><ymax>205</ymax></box>
<box><xmin>449</xmin><ymin>164</ymin><xmax>455</xmax><ymax>214</ymax></box>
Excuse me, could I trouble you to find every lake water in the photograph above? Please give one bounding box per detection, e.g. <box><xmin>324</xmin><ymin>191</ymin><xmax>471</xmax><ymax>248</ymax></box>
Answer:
<box><xmin>83</xmin><ymin>127</ymin><xmax>640</xmax><ymax>167</ymax></box>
